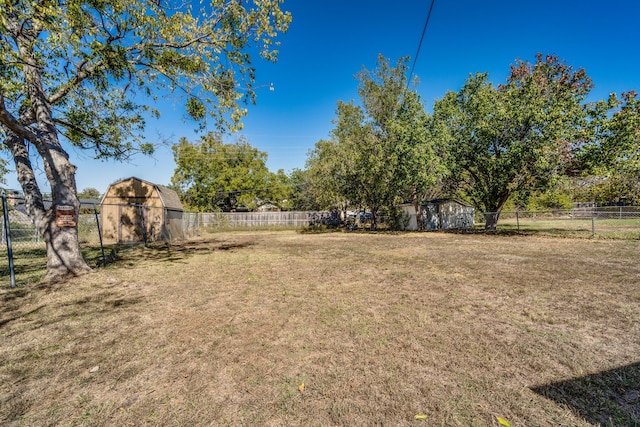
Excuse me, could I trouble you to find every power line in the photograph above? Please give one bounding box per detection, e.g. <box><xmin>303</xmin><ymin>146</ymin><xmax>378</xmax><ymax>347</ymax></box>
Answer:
<box><xmin>408</xmin><ymin>0</ymin><xmax>436</xmax><ymax>85</ymax></box>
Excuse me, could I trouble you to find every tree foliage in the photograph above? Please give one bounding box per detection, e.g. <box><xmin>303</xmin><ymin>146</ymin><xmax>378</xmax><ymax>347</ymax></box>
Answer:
<box><xmin>579</xmin><ymin>91</ymin><xmax>640</xmax><ymax>174</ymax></box>
<box><xmin>307</xmin><ymin>55</ymin><xmax>441</xmax><ymax>228</ymax></box>
<box><xmin>433</xmin><ymin>54</ymin><xmax>592</xmax><ymax>229</ymax></box>
<box><xmin>303</xmin><ymin>138</ymin><xmax>356</xmax><ymax>214</ymax></box>
<box><xmin>171</xmin><ymin>132</ymin><xmax>291</xmax><ymax>211</ymax></box>
<box><xmin>572</xmin><ymin>90</ymin><xmax>640</xmax><ymax>205</ymax></box>
<box><xmin>286</xmin><ymin>167</ymin><xmax>322</xmax><ymax>211</ymax></box>
<box><xmin>0</xmin><ymin>157</ymin><xmax>7</xmax><ymax>184</ymax></box>
<box><xmin>0</xmin><ymin>0</ymin><xmax>290</xmax><ymax>281</ymax></box>
<box><xmin>77</xmin><ymin>187</ymin><xmax>101</xmax><ymax>199</ymax></box>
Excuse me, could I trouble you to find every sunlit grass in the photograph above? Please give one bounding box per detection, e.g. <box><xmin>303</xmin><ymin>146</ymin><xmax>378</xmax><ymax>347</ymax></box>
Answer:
<box><xmin>1</xmin><ymin>231</ymin><xmax>639</xmax><ymax>426</ymax></box>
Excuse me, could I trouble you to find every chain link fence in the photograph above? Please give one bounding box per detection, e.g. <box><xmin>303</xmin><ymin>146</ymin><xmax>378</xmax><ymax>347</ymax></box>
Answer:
<box><xmin>480</xmin><ymin>207</ymin><xmax>640</xmax><ymax>238</ymax></box>
<box><xmin>0</xmin><ymin>195</ymin><xmax>330</xmax><ymax>287</ymax></box>
<box><xmin>0</xmin><ymin>194</ymin><xmax>105</xmax><ymax>287</ymax></box>
<box><xmin>0</xmin><ymin>195</ymin><xmax>203</xmax><ymax>287</ymax></box>
<box><xmin>6</xmin><ymin>196</ymin><xmax>637</xmax><ymax>287</ymax></box>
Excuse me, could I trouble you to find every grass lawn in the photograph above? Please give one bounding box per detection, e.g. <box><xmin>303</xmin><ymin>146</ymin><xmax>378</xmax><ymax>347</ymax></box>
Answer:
<box><xmin>495</xmin><ymin>217</ymin><xmax>640</xmax><ymax>239</ymax></box>
<box><xmin>1</xmin><ymin>230</ymin><xmax>639</xmax><ymax>426</ymax></box>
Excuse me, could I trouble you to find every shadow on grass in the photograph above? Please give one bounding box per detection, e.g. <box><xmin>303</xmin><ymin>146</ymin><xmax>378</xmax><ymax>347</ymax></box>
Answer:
<box><xmin>91</xmin><ymin>237</ymin><xmax>255</xmax><ymax>266</ymax></box>
<box><xmin>0</xmin><ymin>304</ymin><xmax>46</xmax><ymax>328</ymax></box>
<box><xmin>1</xmin><ymin>237</ymin><xmax>254</xmax><ymax>288</ymax></box>
<box><xmin>456</xmin><ymin>226</ymin><xmax>595</xmax><ymax>238</ymax></box>
<box><xmin>0</xmin><ymin>283</ymin><xmax>147</xmax><ymax>334</ymax></box>
<box><xmin>531</xmin><ymin>362</ymin><xmax>640</xmax><ymax>426</ymax></box>
<box><xmin>0</xmin><ymin>247</ymin><xmax>47</xmax><ymax>287</ymax></box>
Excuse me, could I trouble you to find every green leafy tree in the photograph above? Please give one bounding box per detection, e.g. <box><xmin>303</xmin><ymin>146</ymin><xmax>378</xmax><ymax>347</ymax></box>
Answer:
<box><xmin>571</xmin><ymin>173</ymin><xmax>640</xmax><ymax>206</ymax></box>
<box><xmin>171</xmin><ymin>132</ymin><xmax>278</xmax><ymax>211</ymax></box>
<box><xmin>286</xmin><ymin>168</ymin><xmax>321</xmax><ymax>211</ymax></box>
<box><xmin>573</xmin><ymin>90</ymin><xmax>640</xmax><ymax>205</ymax></box>
<box><xmin>304</xmin><ymin>138</ymin><xmax>355</xmax><ymax>213</ymax></box>
<box><xmin>264</xmin><ymin>169</ymin><xmax>295</xmax><ymax>211</ymax></box>
<box><xmin>0</xmin><ymin>157</ymin><xmax>7</xmax><ymax>185</ymax></box>
<box><xmin>77</xmin><ymin>187</ymin><xmax>101</xmax><ymax>200</ymax></box>
<box><xmin>433</xmin><ymin>54</ymin><xmax>592</xmax><ymax>230</ymax></box>
<box><xmin>0</xmin><ymin>0</ymin><xmax>290</xmax><ymax>282</ymax></box>
<box><xmin>580</xmin><ymin>91</ymin><xmax>640</xmax><ymax>174</ymax></box>
<box><xmin>309</xmin><ymin>55</ymin><xmax>441</xmax><ymax>229</ymax></box>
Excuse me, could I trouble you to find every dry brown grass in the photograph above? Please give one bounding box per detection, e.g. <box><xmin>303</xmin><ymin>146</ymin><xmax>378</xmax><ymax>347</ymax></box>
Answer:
<box><xmin>1</xmin><ymin>230</ymin><xmax>639</xmax><ymax>426</ymax></box>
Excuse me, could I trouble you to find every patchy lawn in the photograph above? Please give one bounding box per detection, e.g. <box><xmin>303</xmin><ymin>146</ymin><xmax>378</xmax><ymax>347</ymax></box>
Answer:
<box><xmin>1</xmin><ymin>230</ymin><xmax>639</xmax><ymax>426</ymax></box>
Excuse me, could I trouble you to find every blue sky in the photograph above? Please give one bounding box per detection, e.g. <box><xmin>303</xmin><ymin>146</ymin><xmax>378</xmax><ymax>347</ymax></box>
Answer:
<box><xmin>7</xmin><ymin>0</ymin><xmax>640</xmax><ymax>194</ymax></box>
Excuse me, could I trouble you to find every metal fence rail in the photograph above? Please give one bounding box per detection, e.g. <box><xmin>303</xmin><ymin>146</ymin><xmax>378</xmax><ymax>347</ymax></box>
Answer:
<box><xmin>481</xmin><ymin>207</ymin><xmax>640</xmax><ymax>238</ymax></box>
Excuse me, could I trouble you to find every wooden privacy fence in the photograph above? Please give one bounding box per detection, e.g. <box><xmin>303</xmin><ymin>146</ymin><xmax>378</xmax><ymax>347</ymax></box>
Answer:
<box><xmin>200</xmin><ymin>211</ymin><xmax>317</xmax><ymax>228</ymax></box>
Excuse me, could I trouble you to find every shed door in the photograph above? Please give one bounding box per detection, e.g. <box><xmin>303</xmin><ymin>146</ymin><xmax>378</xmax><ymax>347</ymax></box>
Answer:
<box><xmin>118</xmin><ymin>205</ymin><xmax>146</xmax><ymax>243</ymax></box>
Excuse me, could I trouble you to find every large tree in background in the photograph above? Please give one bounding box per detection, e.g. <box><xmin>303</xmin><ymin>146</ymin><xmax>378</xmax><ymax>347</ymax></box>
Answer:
<box><xmin>580</xmin><ymin>91</ymin><xmax>640</xmax><ymax>173</ymax></box>
<box><xmin>171</xmin><ymin>132</ymin><xmax>289</xmax><ymax>211</ymax></box>
<box><xmin>308</xmin><ymin>55</ymin><xmax>441</xmax><ymax>229</ymax></box>
<box><xmin>0</xmin><ymin>0</ymin><xmax>290</xmax><ymax>282</ymax></box>
<box><xmin>304</xmin><ymin>138</ymin><xmax>355</xmax><ymax>213</ymax></box>
<box><xmin>433</xmin><ymin>54</ymin><xmax>592</xmax><ymax>230</ymax></box>
<box><xmin>77</xmin><ymin>187</ymin><xmax>102</xmax><ymax>200</ymax></box>
<box><xmin>574</xmin><ymin>90</ymin><xmax>640</xmax><ymax>205</ymax></box>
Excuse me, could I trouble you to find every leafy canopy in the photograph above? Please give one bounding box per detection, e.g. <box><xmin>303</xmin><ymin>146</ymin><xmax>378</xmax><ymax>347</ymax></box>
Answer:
<box><xmin>0</xmin><ymin>0</ymin><xmax>291</xmax><ymax>160</ymax></box>
<box><xmin>171</xmin><ymin>132</ymin><xmax>291</xmax><ymax>211</ymax></box>
<box><xmin>307</xmin><ymin>55</ymin><xmax>441</xmax><ymax>224</ymax></box>
<box><xmin>433</xmin><ymin>54</ymin><xmax>592</xmax><ymax>226</ymax></box>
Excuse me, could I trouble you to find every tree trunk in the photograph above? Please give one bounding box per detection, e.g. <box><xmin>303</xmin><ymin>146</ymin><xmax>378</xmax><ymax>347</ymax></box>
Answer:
<box><xmin>484</xmin><ymin>211</ymin><xmax>500</xmax><ymax>231</ymax></box>
<box><xmin>25</xmin><ymin>34</ymin><xmax>91</xmax><ymax>282</ymax></box>
<box><xmin>42</xmin><ymin>216</ymin><xmax>91</xmax><ymax>283</ymax></box>
<box><xmin>370</xmin><ymin>207</ymin><xmax>378</xmax><ymax>231</ymax></box>
<box><xmin>5</xmin><ymin>131</ymin><xmax>91</xmax><ymax>283</ymax></box>
<box><xmin>412</xmin><ymin>187</ymin><xmax>423</xmax><ymax>231</ymax></box>
<box><xmin>37</xmin><ymin>136</ymin><xmax>91</xmax><ymax>283</ymax></box>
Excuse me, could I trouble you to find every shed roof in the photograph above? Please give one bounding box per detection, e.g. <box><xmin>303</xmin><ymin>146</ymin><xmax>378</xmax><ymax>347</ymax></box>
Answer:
<box><xmin>103</xmin><ymin>177</ymin><xmax>183</xmax><ymax>211</ymax></box>
<box><xmin>156</xmin><ymin>184</ymin><xmax>183</xmax><ymax>211</ymax></box>
<box><xmin>424</xmin><ymin>198</ymin><xmax>474</xmax><ymax>208</ymax></box>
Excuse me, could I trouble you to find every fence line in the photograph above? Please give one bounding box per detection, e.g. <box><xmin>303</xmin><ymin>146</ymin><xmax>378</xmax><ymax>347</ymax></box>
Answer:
<box><xmin>481</xmin><ymin>207</ymin><xmax>640</xmax><ymax>238</ymax></box>
<box><xmin>0</xmin><ymin>197</ymin><xmax>329</xmax><ymax>286</ymax></box>
<box><xmin>200</xmin><ymin>211</ymin><xmax>319</xmax><ymax>228</ymax></box>
<box><xmin>4</xmin><ymin>199</ymin><xmax>638</xmax><ymax>286</ymax></box>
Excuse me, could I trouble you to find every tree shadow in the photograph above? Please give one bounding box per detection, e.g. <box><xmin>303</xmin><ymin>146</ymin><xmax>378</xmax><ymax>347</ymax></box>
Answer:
<box><xmin>0</xmin><ymin>304</ymin><xmax>46</xmax><ymax>328</ymax></box>
<box><xmin>531</xmin><ymin>362</ymin><xmax>640</xmax><ymax>426</ymax></box>
<box><xmin>0</xmin><ymin>284</ymin><xmax>147</xmax><ymax>336</ymax></box>
<box><xmin>95</xmin><ymin>237</ymin><xmax>254</xmax><ymax>265</ymax></box>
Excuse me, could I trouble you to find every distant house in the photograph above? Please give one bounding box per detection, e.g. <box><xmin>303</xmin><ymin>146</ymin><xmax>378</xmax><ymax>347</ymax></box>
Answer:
<box><xmin>256</xmin><ymin>203</ymin><xmax>280</xmax><ymax>212</ymax></box>
<box><xmin>100</xmin><ymin>177</ymin><xmax>184</xmax><ymax>243</ymax></box>
<box><xmin>400</xmin><ymin>199</ymin><xmax>475</xmax><ymax>231</ymax></box>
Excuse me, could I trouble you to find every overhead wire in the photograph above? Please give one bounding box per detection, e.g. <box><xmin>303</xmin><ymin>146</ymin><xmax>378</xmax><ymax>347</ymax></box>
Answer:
<box><xmin>408</xmin><ymin>0</ymin><xmax>436</xmax><ymax>86</ymax></box>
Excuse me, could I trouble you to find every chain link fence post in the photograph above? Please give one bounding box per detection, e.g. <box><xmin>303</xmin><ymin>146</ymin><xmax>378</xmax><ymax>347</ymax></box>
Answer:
<box><xmin>93</xmin><ymin>204</ymin><xmax>107</xmax><ymax>266</ymax></box>
<box><xmin>2</xmin><ymin>190</ymin><xmax>16</xmax><ymax>288</ymax></box>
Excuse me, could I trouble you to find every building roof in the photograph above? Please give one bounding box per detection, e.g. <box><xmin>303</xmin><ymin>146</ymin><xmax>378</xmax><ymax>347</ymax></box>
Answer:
<box><xmin>156</xmin><ymin>184</ymin><xmax>183</xmax><ymax>211</ymax></box>
<box><xmin>425</xmin><ymin>198</ymin><xmax>474</xmax><ymax>208</ymax></box>
<box><xmin>103</xmin><ymin>177</ymin><xmax>183</xmax><ymax>211</ymax></box>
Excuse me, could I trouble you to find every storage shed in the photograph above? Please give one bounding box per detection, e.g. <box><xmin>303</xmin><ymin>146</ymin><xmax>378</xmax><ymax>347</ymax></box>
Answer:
<box><xmin>100</xmin><ymin>177</ymin><xmax>184</xmax><ymax>243</ymax></box>
<box><xmin>400</xmin><ymin>199</ymin><xmax>475</xmax><ymax>231</ymax></box>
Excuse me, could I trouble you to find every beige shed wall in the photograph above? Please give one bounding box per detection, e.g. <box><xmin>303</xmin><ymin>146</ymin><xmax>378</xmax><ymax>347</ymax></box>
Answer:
<box><xmin>100</xmin><ymin>178</ymin><xmax>180</xmax><ymax>243</ymax></box>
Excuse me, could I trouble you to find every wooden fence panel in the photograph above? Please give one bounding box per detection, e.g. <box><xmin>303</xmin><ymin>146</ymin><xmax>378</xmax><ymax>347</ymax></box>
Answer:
<box><xmin>199</xmin><ymin>211</ymin><xmax>318</xmax><ymax>228</ymax></box>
